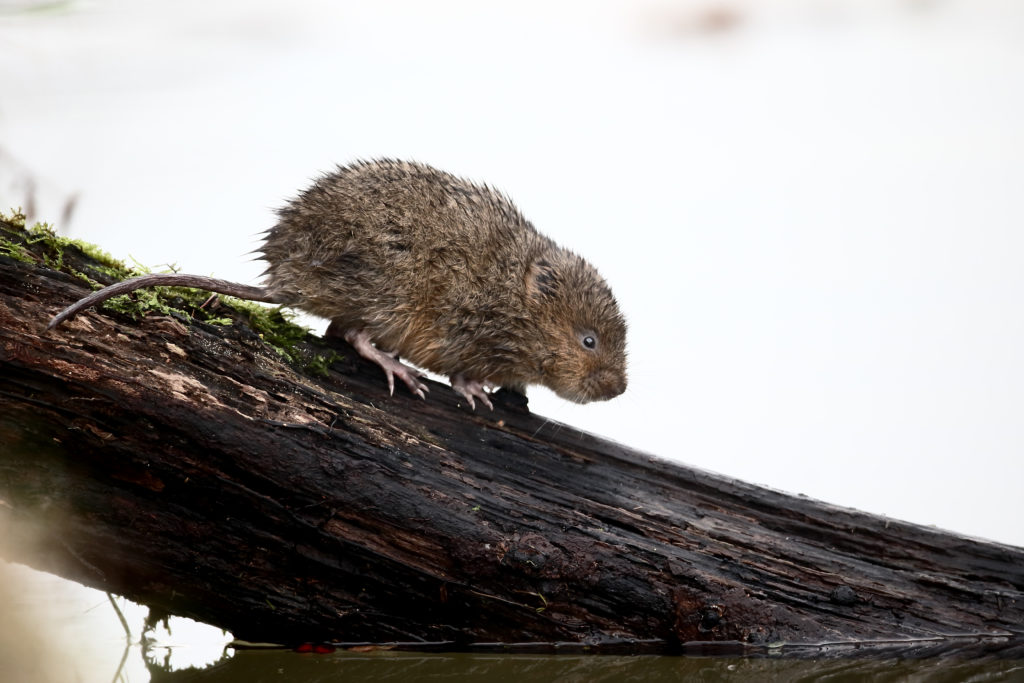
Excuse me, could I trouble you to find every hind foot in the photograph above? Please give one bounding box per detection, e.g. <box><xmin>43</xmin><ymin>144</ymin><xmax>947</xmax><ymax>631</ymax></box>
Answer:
<box><xmin>451</xmin><ymin>374</ymin><xmax>496</xmax><ymax>411</ymax></box>
<box><xmin>341</xmin><ymin>328</ymin><xmax>429</xmax><ymax>399</ymax></box>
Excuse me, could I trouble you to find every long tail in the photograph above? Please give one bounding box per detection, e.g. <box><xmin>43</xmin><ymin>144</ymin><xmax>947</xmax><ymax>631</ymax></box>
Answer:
<box><xmin>47</xmin><ymin>273</ymin><xmax>285</xmax><ymax>330</ymax></box>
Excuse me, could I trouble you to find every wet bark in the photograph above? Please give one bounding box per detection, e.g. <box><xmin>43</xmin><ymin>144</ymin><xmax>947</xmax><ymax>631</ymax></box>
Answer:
<box><xmin>1</xmin><ymin>219</ymin><xmax>1022</xmax><ymax>656</ymax></box>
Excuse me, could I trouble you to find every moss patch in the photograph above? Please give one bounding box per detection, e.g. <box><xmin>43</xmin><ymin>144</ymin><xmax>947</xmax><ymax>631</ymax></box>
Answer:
<box><xmin>1</xmin><ymin>208</ymin><xmax>136</xmax><ymax>287</ymax></box>
<box><xmin>1</xmin><ymin>209</ymin><xmax>342</xmax><ymax>376</ymax></box>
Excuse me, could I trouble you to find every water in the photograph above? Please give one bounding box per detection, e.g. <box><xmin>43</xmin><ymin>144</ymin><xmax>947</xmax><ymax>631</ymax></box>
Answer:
<box><xmin>146</xmin><ymin>650</ymin><xmax>1024</xmax><ymax>682</ymax></box>
<box><xmin>4</xmin><ymin>564</ymin><xmax>1023</xmax><ymax>682</ymax></box>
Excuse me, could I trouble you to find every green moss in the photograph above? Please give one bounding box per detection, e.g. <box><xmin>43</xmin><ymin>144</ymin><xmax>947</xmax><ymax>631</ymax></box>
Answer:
<box><xmin>0</xmin><ymin>209</ymin><xmax>33</xmax><ymax>262</ymax></box>
<box><xmin>217</xmin><ymin>297</ymin><xmax>305</xmax><ymax>359</ymax></box>
<box><xmin>99</xmin><ymin>288</ymin><xmax>181</xmax><ymax>321</ymax></box>
<box><xmin>1</xmin><ymin>211</ymin><xmax>341</xmax><ymax>377</ymax></box>
<box><xmin>28</xmin><ymin>220</ymin><xmax>135</xmax><ymax>282</ymax></box>
<box><xmin>220</xmin><ymin>298</ymin><xmax>341</xmax><ymax>374</ymax></box>
<box><xmin>303</xmin><ymin>350</ymin><xmax>344</xmax><ymax>378</ymax></box>
<box><xmin>0</xmin><ymin>237</ymin><xmax>34</xmax><ymax>263</ymax></box>
<box><xmin>1</xmin><ymin>209</ymin><xmax>136</xmax><ymax>287</ymax></box>
<box><xmin>0</xmin><ymin>208</ymin><xmax>27</xmax><ymax>227</ymax></box>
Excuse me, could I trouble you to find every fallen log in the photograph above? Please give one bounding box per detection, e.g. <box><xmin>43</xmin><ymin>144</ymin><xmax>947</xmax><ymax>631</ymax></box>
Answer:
<box><xmin>1</xmin><ymin>216</ymin><xmax>1022</xmax><ymax>655</ymax></box>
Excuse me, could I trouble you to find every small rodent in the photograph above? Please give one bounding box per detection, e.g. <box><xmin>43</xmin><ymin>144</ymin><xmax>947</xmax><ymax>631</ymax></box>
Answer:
<box><xmin>49</xmin><ymin>159</ymin><xmax>628</xmax><ymax>409</ymax></box>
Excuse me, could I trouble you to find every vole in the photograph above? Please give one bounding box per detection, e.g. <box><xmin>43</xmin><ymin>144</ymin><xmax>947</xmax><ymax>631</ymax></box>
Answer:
<box><xmin>48</xmin><ymin>159</ymin><xmax>628</xmax><ymax>409</ymax></box>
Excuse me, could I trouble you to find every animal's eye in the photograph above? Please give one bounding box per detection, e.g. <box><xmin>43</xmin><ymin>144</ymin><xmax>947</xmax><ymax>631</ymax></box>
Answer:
<box><xmin>582</xmin><ymin>335</ymin><xmax>597</xmax><ymax>350</ymax></box>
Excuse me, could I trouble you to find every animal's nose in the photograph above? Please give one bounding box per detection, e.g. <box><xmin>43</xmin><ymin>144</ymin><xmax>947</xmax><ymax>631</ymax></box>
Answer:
<box><xmin>593</xmin><ymin>369</ymin><xmax>627</xmax><ymax>400</ymax></box>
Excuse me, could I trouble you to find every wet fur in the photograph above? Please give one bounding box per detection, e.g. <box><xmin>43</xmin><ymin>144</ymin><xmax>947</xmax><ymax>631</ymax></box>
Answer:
<box><xmin>52</xmin><ymin>159</ymin><xmax>628</xmax><ymax>403</ymax></box>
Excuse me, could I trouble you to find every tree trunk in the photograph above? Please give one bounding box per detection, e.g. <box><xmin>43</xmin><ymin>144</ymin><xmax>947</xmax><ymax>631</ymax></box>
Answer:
<box><xmin>1</xmin><ymin>218</ymin><xmax>1022</xmax><ymax>656</ymax></box>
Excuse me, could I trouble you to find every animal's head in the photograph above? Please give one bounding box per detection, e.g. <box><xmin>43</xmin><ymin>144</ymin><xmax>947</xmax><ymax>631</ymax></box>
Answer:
<box><xmin>526</xmin><ymin>250</ymin><xmax>628</xmax><ymax>403</ymax></box>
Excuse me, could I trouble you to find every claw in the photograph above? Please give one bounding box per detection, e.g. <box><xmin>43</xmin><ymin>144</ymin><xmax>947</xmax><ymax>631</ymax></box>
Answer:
<box><xmin>343</xmin><ymin>328</ymin><xmax>429</xmax><ymax>399</ymax></box>
<box><xmin>451</xmin><ymin>374</ymin><xmax>495</xmax><ymax>411</ymax></box>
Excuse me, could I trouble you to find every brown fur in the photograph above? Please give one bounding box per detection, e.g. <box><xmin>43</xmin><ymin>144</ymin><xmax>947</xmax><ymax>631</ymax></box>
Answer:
<box><xmin>50</xmin><ymin>159</ymin><xmax>628</xmax><ymax>404</ymax></box>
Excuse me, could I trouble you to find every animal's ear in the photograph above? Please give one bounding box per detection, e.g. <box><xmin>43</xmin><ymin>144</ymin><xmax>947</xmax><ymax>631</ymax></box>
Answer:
<box><xmin>526</xmin><ymin>257</ymin><xmax>559</xmax><ymax>299</ymax></box>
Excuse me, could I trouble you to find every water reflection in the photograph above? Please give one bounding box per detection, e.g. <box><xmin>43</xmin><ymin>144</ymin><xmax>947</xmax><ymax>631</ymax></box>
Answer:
<box><xmin>148</xmin><ymin>649</ymin><xmax>1024</xmax><ymax>683</ymax></box>
<box><xmin>5</xmin><ymin>542</ymin><xmax>1024</xmax><ymax>682</ymax></box>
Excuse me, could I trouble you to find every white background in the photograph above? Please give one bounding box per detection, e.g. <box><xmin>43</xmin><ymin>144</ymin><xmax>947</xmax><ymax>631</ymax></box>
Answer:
<box><xmin>1</xmin><ymin>0</ymin><xmax>1022</xmax><ymax>678</ymax></box>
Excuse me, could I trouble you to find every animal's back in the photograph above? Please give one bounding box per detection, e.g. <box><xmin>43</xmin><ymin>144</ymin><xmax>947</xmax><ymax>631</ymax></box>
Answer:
<box><xmin>261</xmin><ymin>159</ymin><xmax>548</xmax><ymax>369</ymax></box>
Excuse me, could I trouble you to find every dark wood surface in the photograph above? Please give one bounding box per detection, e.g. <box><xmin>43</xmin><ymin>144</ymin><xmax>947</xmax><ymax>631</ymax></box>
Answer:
<box><xmin>2</xmin><ymin>219</ymin><xmax>1022</xmax><ymax>655</ymax></box>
